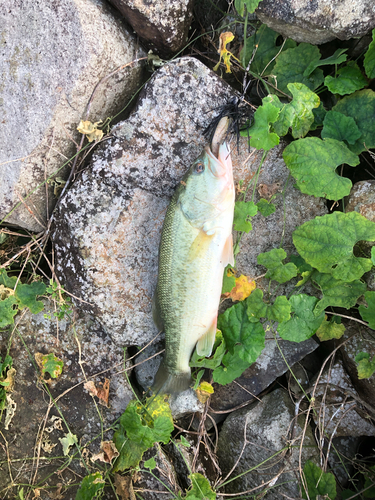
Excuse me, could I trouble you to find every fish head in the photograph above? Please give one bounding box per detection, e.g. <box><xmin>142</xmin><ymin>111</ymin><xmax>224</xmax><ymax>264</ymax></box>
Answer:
<box><xmin>178</xmin><ymin>142</ymin><xmax>234</xmax><ymax>228</ymax></box>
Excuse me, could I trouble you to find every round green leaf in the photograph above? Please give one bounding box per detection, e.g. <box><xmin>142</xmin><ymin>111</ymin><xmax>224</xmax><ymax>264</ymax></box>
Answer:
<box><xmin>247</xmin><ymin>101</ymin><xmax>280</xmax><ymax>151</ymax></box>
<box><xmin>302</xmin><ymin>460</ymin><xmax>337</xmax><ymax>500</ymax></box>
<box><xmin>278</xmin><ymin>294</ymin><xmax>324</xmax><ymax>342</ymax></box>
<box><xmin>359</xmin><ymin>291</ymin><xmax>375</xmax><ymax>329</ymax></box>
<box><xmin>325</xmin><ymin>61</ymin><xmax>368</xmax><ymax>96</ymax></box>
<box><xmin>283</xmin><ymin>137</ymin><xmax>359</xmax><ymax>200</ymax></box>
<box><xmin>333</xmin><ymin>89</ymin><xmax>375</xmax><ymax>154</ymax></box>
<box><xmin>364</xmin><ymin>28</ymin><xmax>375</xmax><ymax>79</ymax></box>
<box><xmin>321</xmin><ymin>110</ymin><xmax>361</xmax><ymax>145</ymax></box>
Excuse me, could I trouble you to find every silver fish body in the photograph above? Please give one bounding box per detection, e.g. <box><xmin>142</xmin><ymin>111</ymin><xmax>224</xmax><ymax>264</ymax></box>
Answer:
<box><xmin>152</xmin><ymin>141</ymin><xmax>235</xmax><ymax>394</ymax></box>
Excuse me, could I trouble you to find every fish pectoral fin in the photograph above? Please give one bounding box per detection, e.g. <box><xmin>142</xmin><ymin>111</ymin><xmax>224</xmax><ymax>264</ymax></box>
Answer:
<box><xmin>221</xmin><ymin>233</ymin><xmax>234</xmax><ymax>267</ymax></box>
<box><xmin>188</xmin><ymin>229</ymin><xmax>214</xmax><ymax>262</ymax></box>
<box><xmin>152</xmin><ymin>293</ymin><xmax>164</xmax><ymax>331</ymax></box>
<box><xmin>196</xmin><ymin>317</ymin><xmax>217</xmax><ymax>357</ymax></box>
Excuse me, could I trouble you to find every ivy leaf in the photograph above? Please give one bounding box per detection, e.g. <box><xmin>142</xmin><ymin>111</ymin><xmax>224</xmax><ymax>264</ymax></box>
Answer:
<box><xmin>235</xmin><ymin>0</ymin><xmax>262</xmax><ymax>16</ymax></box>
<box><xmin>273</xmin><ymin>83</ymin><xmax>320</xmax><ymax>139</ymax></box>
<box><xmin>241</xmin><ymin>24</ymin><xmax>296</xmax><ymax>75</ymax></box>
<box><xmin>0</xmin><ymin>296</ymin><xmax>18</xmax><ymax>328</ymax></box>
<box><xmin>325</xmin><ymin>61</ymin><xmax>368</xmax><ymax>96</ymax></box>
<box><xmin>293</xmin><ymin>212</ymin><xmax>375</xmax><ymax>280</ymax></box>
<box><xmin>75</xmin><ymin>472</ymin><xmax>105</xmax><ymax>500</ymax></box>
<box><xmin>144</xmin><ymin>457</ymin><xmax>157</xmax><ymax>470</ymax></box>
<box><xmin>247</xmin><ymin>289</ymin><xmax>291</xmax><ymax>323</ymax></box>
<box><xmin>316</xmin><ymin>316</ymin><xmax>346</xmax><ymax>341</ymax></box>
<box><xmin>35</xmin><ymin>352</ymin><xmax>64</xmax><ymax>379</ymax></box>
<box><xmin>304</xmin><ymin>48</ymin><xmax>347</xmax><ymax>77</ymax></box>
<box><xmin>355</xmin><ymin>352</ymin><xmax>375</xmax><ymax>379</ymax></box>
<box><xmin>359</xmin><ymin>291</ymin><xmax>375</xmax><ymax>329</ymax></box>
<box><xmin>234</xmin><ymin>201</ymin><xmax>258</xmax><ymax>232</ymax></box>
<box><xmin>257</xmin><ymin>248</ymin><xmax>297</xmax><ymax>283</ymax></box>
<box><xmin>321</xmin><ymin>110</ymin><xmax>362</xmax><ymax>145</ymax></box>
<box><xmin>302</xmin><ymin>460</ymin><xmax>337</xmax><ymax>500</ymax></box>
<box><xmin>185</xmin><ymin>473</ymin><xmax>216</xmax><ymax>500</ymax></box>
<box><xmin>15</xmin><ymin>281</ymin><xmax>46</xmax><ymax>314</ymax></box>
<box><xmin>146</xmin><ymin>396</ymin><xmax>174</xmax><ymax>444</ymax></box>
<box><xmin>0</xmin><ymin>269</ymin><xmax>17</xmax><ymax>289</ymax></box>
<box><xmin>333</xmin><ymin>89</ymin><xmax>375</xmax><ymax>154</ymax></box>
<box><xmin>245</xmin><ymin>102</ymin><xmax>280</xmax><ymax>151</ymax></box>
<box><xmin>256</xmin><ymin>198</ymin><xmax>276</xmax><ymax>216</ymax></box>
<box><xmin>59</xmin><ymin>432</ymin><xmax>78</xmax><ymax>456</ymax></box>
<box><xmin>312</xmin><ymin>272</ymin><xmax>366</xmax><ymax>316</ymax></box>
<box><xmin>222</xmin><ymin>266</ymin><xmax>236</xmax><ymax>294</ymax></box>
<box><xmin>278</xmin><ymin>294</ymin><xmax>325</xmax><ymax>342</ymax></box>
<box><xmin>213</xmin><ymin>347</ymin><xmax>251</xmax><ymax>385</ymax></box>
<box><xmin>217</xmin><ymin>301</ymin><xmax>265</xmax><ymax>364</ymax></box>
<box><xmin>364</xmin><ymin>29</ymin><xmax>375</xmax><ymax>79</ymax></box>
<box><xmin>272</xmin><ymin>43</ymin><xmax>324</xmax><ymax>95</ymax></box>
<box><xmin>283</xmin><ymin>137</ymin><xmax>359</xmax><ymax>200</ymax></box>
<box><xmin>190</xmin><ymin>331</ymin><xmax>226</xmax><ymax>369</ymax></box>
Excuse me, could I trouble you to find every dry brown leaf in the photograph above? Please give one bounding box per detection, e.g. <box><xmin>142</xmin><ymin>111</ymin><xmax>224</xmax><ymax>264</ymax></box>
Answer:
<box><xmin>84</xmin><ymin>378</ymin><xmax>110</xmax><ymax>407</ymax></box>
<box><xmin>195</xmin><ymin>381</ymin><xmax>214</xmax><ymax>404</ymax></box>
<box><xmin>3</xmin><ymin>367</ymin><xmax>16</xmax><ymax>392</ymax></box>
<box><xmin>91</xmin><ymin>440</ymin><xmax>119</xmax><ymax>464</ymax></box>
<box><xmin>114</xmin><ymin>474</ymin><xmax>136</xmax><ymax>500</ymax></box>
<box><xmin>77</xmin><ymin>120</ymin><xmax>104</xmax><ymax>142</ymax></box>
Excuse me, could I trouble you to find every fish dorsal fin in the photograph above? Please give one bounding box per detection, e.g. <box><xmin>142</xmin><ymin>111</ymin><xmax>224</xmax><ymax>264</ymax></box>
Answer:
<box><xmin>188</xmin><ymin>229</ymin><xmax>214</xmax><ymax>262</ymax></box>
<box><xmin>196</xmin><ymin>316</ymin><xmax>217</xmax><ymax>357</ymax></box>
<box><xmin>221</xmin><ymin>233</ymin><xmax>234</xmax><ymax>267</ymax></box>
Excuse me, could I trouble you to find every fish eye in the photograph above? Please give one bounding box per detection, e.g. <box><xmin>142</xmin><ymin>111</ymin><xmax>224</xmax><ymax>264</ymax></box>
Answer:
<box><xmin>194</xmin><ymin>162</ymin><xmax>205</xmax><ymax>174</ymax></box>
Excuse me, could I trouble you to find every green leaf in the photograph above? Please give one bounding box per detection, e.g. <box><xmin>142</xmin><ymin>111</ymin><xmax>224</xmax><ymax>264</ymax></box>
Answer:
<box><xmin>235</xmin><ymin>0</ymin><xmax>262</xmax><ymax>16</ymax></box>
<box><xmin>234</xmin><ymin>201</ymin><xmax>258</xmax><ymax>232</ymax></box>
<box><xmin>217</xmin><ymin>301</ymin><xmax>265</xmax><ymax>364</ymax></box>
<box><xmin>245</xmin><ymin>101</ymin><xmax>280</xmax><ymax>151</ymax></box>
<box><xmin>316</xmin><ymin>316</ymin><xmax>346</xmax><ymax>341</ymax></box>
<box><xmin>355</xmin><ymin>352</ymin><xmax>375</xmax><ymax>379</ymax></box>
<box><xmin>290</xmin><ymin>255</ymin><xmax>313</xmax><ymax>275</ymax></box>
<box><xmin>372</xmin><ymin>247</ymin><xmax>375</xmax><ymax>266</ymax></box>
<box><xmin>304</xmin><ymin>48</ymin><xmax>347</xmax><ymax>77</ymax></box>
<box><xmin>325</xmin><ymin>61</ymin><xmax>368</xmax><ymax>96</ymax></box>
<box><xmin>59</xmin><ymin>432</ymin><xmax>78</xmax><ymax>456</ymax></box>
<box><xmin>212</xmin><ymin>348</ymin><xmax>251</xmax><ymax>385</ymax></box>
<box><xmin>278</xmin><ymin>294</ymin><xmax>325</xmax><ymax>342</ymax></box>
<box><xmin>364</xmin><ymin>465</ymin><xmax>375</xmax><ymax>497</ymax></box>
<box><xmin>190</xmin><ymin>332</ymin><xmax>226</xmax><ymax>369</ymax></box>
<box><xmin>364</xmin><ymin>29</ymin><xmax>375</xmax><ymax>79</ymax></box>
<box><xmin>272</xmin><ymin>43</ymin><xmax>324</xmax><ymax>95</ymax></box>
<box><xmin>75</xmin><ymin>472</ymin><xmax>105</xmax><ymax>500</ymax></box>
<box><xmin>273</xmin><ymin>83</ymin><xmax>320</xmax><ymax>139</ymax></box>
<box><xmin>256</xmin><ymin>198</ymin><xmax>276</xmax><ymax>216</ymax></box>
<box><xmin>241</xmin><ymin>25</ymin><xmax>296</xmax><ymax>75</ymax></box>
<box><xmin>144</xmin><ymin>457</ymin><xmax>157</xmax><ymax>470</ymax></box>
<box><xmin>321</xmin><ymin>110</ymin><xmax>362</xmax><ymax>145</ymax></box>
<box><xmin>40</xmin><ymin>353</ymin><xmax>64</xmax><ymax>379</ymax></box>
<box><xmin>0</xmin><ymin>269</ymin><xmax>17</xmax><ymax>289</ymax></box>
<box><xmin>312</xmin><ymin>272</ymin><xmax>366</xmax><ymax>316</ymax></box>
<box><xmin>333</xmin><ymin>89</ymin><xmax>375</xmax><ymax>154</ymax></box>
<box><xmin>0</xmin><ymin>355</ymin><xmax>12</xmax><ymax>376</ymax></box>
<box><xmin>180</xmin><ymin>435</ymin><xmax>191</xmax><ymax>447</ymax></box>
<box><xmin>359</xmin><ymin>291</ymin><xmax>375</xmax><ymax>329</ymax></box>
<box><xmin>15</xmin><ymin>281</ymin><xmax>46</xmax><ymax>314</ymax></box>
<box><xmin>283</xmin><ymin>137</ymin><xmax>359</xmax><ymax>200</ymax></box>
<box><xmin>257</xmin><ymin>248</ymin><xmax>297</xmax><ymax>283</ymax></box>
<box><xmin>302</xmin><ymin>460</ymin><xmax>337</xmax><ymax>500</ymax></box>
<box><xmin>247</xmin><ymin>289</ymin><xmax>291</xmax><ymax>323</ymax></box>
<box><xmin>185</xmin><ymin>473</ymin><xmax>216</xmax><ymax>500</ymax></box>
<box><xmin>310</xmin><ymin>102</ymin><xmax>327</xmax><ymax>130</ymax></box>
<box><xmin>0</xmin><ymin>296</ymin><xmax>18</xmax><ymax>328</ymax></box>
<box><xmin>293</xmin><ymin>212</ymin><xmax>375</xmax><ymax>280</ymax></box>
<box><xmin>222</xmin><ymin>266</ymin><xmax>236</xmax><ymax>294</ymax></box>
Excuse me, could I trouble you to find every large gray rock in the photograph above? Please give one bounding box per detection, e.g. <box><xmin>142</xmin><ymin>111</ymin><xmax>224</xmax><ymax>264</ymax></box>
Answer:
<box><xmin>52</xmin><ymin>54</ymin><xmax>327</xmax><ymax>349</ymax></box>
<box><xmin>256</xmin><ymin>0</ymin><xmax>375</xmax><ymax>45</ymax></box>
<box><xmin>217</xmin><ymin>388</ymin><xmax>320</xmax><ymax>499</ymax></box>
<box><xmin>0</xmin><ymin>301</ymin><xmax>133</xmax><ymax>499</ymax></box>
<box><xmin>109</xmin><ymin>0</ymin><xmax>194</xmax><ymax>57</ymax></box>
<box><xmin>0</xmin><ymin>0</ymin><xmax>146</xmax><ymax>232</ymax></box>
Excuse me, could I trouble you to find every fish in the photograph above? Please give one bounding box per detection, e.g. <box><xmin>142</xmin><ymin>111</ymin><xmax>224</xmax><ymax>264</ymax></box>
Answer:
<box><xmin>152</xmin><ymin>118</ymin><xmax>235</xmax><ymax>394</ymax></box>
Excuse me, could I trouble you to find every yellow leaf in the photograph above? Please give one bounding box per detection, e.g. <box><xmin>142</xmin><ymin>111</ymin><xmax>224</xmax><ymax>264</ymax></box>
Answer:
<box><xmin>77</xmin><ymin>120</ymin><xmax>104</xmax><ymax>142</ymax></box>
<box><xmin>195</xmin><ymin>381</ymin><xmax>214</xmax><ymax>404</ymax></box>
<box><xmin>229</xmin><ymin>275</ymin><xmax>256</xmax><ymax>301</ymax></box>
<box><xmin>214</xmin><ymin>31</ymin><xmax>237</xmax><ymax>74</ymax></box>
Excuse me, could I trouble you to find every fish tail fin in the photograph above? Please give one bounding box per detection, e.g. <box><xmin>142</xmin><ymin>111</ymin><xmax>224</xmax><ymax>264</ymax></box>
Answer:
<box><xmin>152</xmin><ymin>363</ymin><xmax>191</xmax><ymax>395</ymax></box>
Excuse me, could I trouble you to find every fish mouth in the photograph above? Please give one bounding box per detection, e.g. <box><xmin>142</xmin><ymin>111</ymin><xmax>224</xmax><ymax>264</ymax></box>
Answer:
<box><xmin>205</xmin><ymin>143</ymin><xmax>232</xmax><ymax>178</ymax></box>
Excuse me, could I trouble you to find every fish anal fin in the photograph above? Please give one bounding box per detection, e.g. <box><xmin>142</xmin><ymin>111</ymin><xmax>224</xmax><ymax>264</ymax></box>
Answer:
<box><xmin>188</xmin><ymin>230</ymin><xmax>214</xmax><ymax>262</ymax></box>
<box><xmin>196</xmin><ymin>317</ymin><xmax>217</xmax><ymax>357</ymax></box>
<box><xmin>221</xmin><ymin>233</ymin><xmax>234</xmax><ymax>267</ymax></box>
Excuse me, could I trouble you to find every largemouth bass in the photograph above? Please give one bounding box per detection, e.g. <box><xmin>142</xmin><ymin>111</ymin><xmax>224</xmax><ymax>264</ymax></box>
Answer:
<box><xmin>152</xmin><ymin>122</ymin><xmax>235</xmax><ymax>394</ymax></box>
